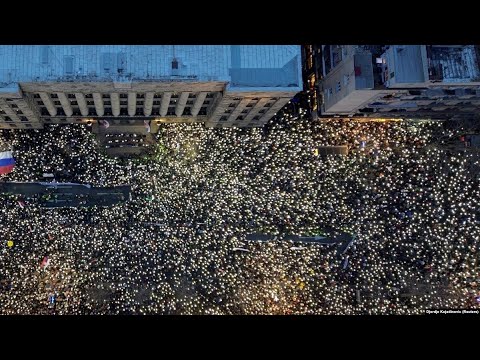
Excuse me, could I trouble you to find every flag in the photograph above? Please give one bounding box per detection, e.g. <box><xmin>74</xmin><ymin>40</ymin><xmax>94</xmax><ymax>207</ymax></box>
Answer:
<box><xmin>0</xmin><ymin>151</ymin><xmax>15</xmax><ymax>175</ymax></box>
<box><xmin>17</xmin><ymin>200</ymin><xmax>25</xmax><ymax>208</ymax></box>
<box><xmin>144</xmin><ymin>120</ymin><xmax>151</xmax><ymax>133</ymax></box>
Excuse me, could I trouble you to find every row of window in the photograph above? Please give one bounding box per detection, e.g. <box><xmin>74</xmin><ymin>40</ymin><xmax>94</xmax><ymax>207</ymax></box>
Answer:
<box><xmin>219</xmin><ymin>114</ymin><xmax>263</xmax><ymax>122</ymax></box>
<box><xmin>39</xmin><ymin>105</ymin><xmax>209</xmax><ymax>117</ymax></box>
<box><xmin>0</xmin><ymin>123</ymin><xmax>33</xmax><ymax>128</ymax></box>
<box><xmin>38</xmin><ymin>98</ymin><xmax>212</xmax><ymax>106</ymax></box>
<box><xmin>0</xmin><ymin>116</ymin><xmax>32</xmax><ymax>122</ymax></box>
<box><xmin>33</xmin><ymin>93</ymin><xmax>216</xmax><ymax>100</ymax></box>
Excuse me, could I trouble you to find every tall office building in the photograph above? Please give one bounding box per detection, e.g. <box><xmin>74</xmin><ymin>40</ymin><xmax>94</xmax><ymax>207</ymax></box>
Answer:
<box><xmin>317</xmin><ymin>45</ymin><xmax>480</xmax><ymax>120</ymax></box>
<box><xmin>0</xmin><ymin>46</ymin><xmax>302</xmax><ymax>130</ymax></box>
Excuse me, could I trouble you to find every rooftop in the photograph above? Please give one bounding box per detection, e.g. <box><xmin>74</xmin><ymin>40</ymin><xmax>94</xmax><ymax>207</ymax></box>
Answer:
<box><xmin>0</xmin><ymin>45</ymin><xmax>302</xmax><ymax>92</ymax></box>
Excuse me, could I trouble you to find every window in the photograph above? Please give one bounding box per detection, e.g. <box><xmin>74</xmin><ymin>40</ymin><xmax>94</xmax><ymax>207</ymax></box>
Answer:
<box><xmin>343</xmin><ymin>74</ymin><xmax>350</xmax><ymax>85</ymax></box>
<box><xmin>10</xmin><ymin>104</ymin><xmax>18</xmax><ymax>109</ymax></box>
<box><xmin>120</xmin><ymin>94</ymin><xmax>128</xmax><ymax>99</ymax></box>
<box><xmin>50</xmin><ymin>94</ymin><xmax>58</xmax><ymax>99</ymax></box>
<box><xmin>25</xmin><ymin>124</ymin><xmax>32</xmax><ymax>128</ymax></box>
<box><xmin>224</xmin><ymin>109</ymin><xmax>232</xmax><ymax>114</ymax></box>
<box><xmin>20</xmin><ymin>117</ymin><xmax>28</xmax><ymax>122</ymax></box>
<box><xmin>54</xmin><ymin>101</ymin><xmax>61</xmax><ymax>106</ymax></box>
<box><xmin>229</xmin><ymin>103</ymin><xmax>236</xmax><ymax>107</ymax></box>
<box><xmin>233</xmin><ymin>97</ymin><xmax>241</xmax><ymax>101</ymax></box>
<box><xmin>253</xmin><ymin>115</ymin><xmax>261</xmax><ymax>121</ymax></box>
<box><xmin>326</xmin><ymin>88</ymin><xmax>333</xmax><ymax>99</ymax></box>
<box><xmin>219</xmin><ymin>116</ymin><xmax>228</xmax><ymax>121</ymax></box>
<box><xmin>336</xmin><ymin>82</ymin><xmax>341</xmax><ymax>93</ymax></box>
<box><xmin>4</xmin><ymin>116</ymin><xmax>12</xmax><ymax>122</ymax></box>
<box><xmin>246</xmin><ymin>103</ymin><xmax>254</xmax><ymax>108</ymax></box>
<box><xmin>264</xmin><ymin>103</ymin><xmax>272</xmax><ymax>108</ymax></box>
<box><xmin>33</xmin><ymin>94</ymin><xmax>41</xmax><ymax>99</ymax></box>
<box><xmin>120</xmin><ymin>101</ymin><xmax>127</xmax><ymax>105</ymax></box>
<box><xmin>206</xmin><ymin>93</ymin><xmax>214</xmax><ymax>98</ymax></box>
<box><xmin>68</xmin><ymin>94</ymin><xmax>75</xmax><ymax>99</ymax></box>
<box><xmin>9</xmin><ymin>123</ymin><xmax>16</xmax><ymax>128</ymax></box>
<box><xmin>236</xmin><ymin>116</ymin><xmax>244</xmax><ymax>121</ymax></box>
<box><xmin>259</xmin><ymin>109</ymin><xmax>266</xmax><ymax>114</ymax></box>
<box><xmin>389</xmin><ymin>72</ymin><xmax>395</xmax><ymax>78</ymax></box>
<box><xmin>241</xmin><ymin>109</ymin><xmax>249</xmax><ymax>114</ymax></box>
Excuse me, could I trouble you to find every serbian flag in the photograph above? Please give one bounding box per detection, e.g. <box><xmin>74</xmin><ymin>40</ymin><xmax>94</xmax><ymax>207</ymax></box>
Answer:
<box><xmin>0</xmin><ymin>151</ymin><xmax>15</xmax><ymax>175</ymax></box>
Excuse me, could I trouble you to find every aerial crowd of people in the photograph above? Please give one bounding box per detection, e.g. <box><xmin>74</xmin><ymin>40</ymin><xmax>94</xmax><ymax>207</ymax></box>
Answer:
<box><xmin>0</xmin><ymin>103</ymin><xmax>479</xmax><ymax>315</ymax></box>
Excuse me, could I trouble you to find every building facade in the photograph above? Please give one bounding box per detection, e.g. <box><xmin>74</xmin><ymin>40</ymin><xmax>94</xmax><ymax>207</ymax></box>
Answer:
<box><xmin>0</xmin><ymin>46</ymin><xmax>302</xmax><ymax>130</ymax></box>
<box><xmin>301</xmin><ymin>45</ymin><xmax>323</xmax><ymax>116</ymax></box>
<box><xmin>316</xmin><ymin>45</ymin><xmax>480</xmax><ymax>120</ymax></box>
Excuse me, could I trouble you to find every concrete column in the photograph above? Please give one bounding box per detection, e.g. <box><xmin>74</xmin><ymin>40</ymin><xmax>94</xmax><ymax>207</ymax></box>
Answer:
<box><xmin>243</xmin><ymin>98</ymin><xmax>269</xmax><ymax>122</ymax></box>
<box><xmin>190</xmin><ymin>92</ymin><xmax>208</xmax><ymax>117</ymax></box>
<box><xmin>39</xmin><ymin>92</ymin><xmax>57</xmax><ymax>116</ymax></box>
<box><xmin>92</xmin><ymin>93</ymin><xmax>104</xmax><ymax>117</ymax></box>
<box><xmin>75</xmin><ymin>93</ymin><xmax>89</xmax><ymax>116</ymax></box>
<box><xmin>128</xmin><ymin>92</ymin><xmax>137</xmax><ymax>116</ymax></box>
<box><xmin>175</xmin><ymin>92</ymin><xmax>190</xmax><ymax>117</ymax></box>
<box><xmin>0</xmin><ymin>99</ymin><xmax>20</xmax><ymax>121</ymax></box>
<box><xmin>227</xmin><ymin>97</ymin><xmax>250</xmax><ymax>121</ymax></box>
<box><xmin>110</xmin><ymin>93</ymin><xmax>120</xmax><ymax>117</ymax></box>
<box><xmin>160</xmin><ymin>92</ymin><xmax>172</xmax><ymax>116</ymax></box>
<box><xmin>259</xmin><ymin>98</ymin><xmax>290</xmax><ymax>122</ymax></box>
<box><xmin>143</xmin><ymin>92</ymin><xmax>154</xmax><ymax>116</ymax></box>
<box><xmin>57</xmin><ymin>93</ymin><xmax>73</xmax><ymax>117</ymax></box>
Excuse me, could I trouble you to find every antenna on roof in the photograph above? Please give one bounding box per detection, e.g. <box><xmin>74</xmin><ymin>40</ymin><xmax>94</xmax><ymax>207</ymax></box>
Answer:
<box><xmin>172</xmin><ymin>45</ymin><xmax>178</xmax><ymax>70</ymax></box>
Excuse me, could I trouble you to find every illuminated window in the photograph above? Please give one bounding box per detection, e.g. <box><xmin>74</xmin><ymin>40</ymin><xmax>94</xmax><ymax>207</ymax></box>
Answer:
<box><xmin>307</xmin><ymin>54</ymin><xmax>313</xmax><ymax>70</ymax></box>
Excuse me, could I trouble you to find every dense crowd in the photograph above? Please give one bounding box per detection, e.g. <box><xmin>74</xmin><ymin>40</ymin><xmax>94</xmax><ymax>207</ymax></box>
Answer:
<box><xmin>0</xmin><ymin>105</ymin><xmax>479</xmax><ymax>315</ymax></box>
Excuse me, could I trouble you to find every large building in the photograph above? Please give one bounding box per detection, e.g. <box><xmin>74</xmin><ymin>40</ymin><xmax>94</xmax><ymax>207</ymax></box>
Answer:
<box><xmin>0</xmin><ymin>46</ymin><xmax>302</xmax><ymax>130</ymax></box>
<box><xmin>316</xmin><ymin>45</ymin><xmax>480</xmax><ymax>120</ymax></box>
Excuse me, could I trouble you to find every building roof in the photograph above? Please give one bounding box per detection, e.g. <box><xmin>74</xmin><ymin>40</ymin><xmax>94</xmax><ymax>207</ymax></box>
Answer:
<box><xmin>0</xmin><ymin>45</ymin><xmax>302</xmax><ymax>92</ymax></box>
